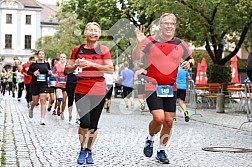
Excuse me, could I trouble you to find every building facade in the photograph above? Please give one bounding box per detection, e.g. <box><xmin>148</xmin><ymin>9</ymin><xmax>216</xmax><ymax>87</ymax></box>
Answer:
<box><xmin>0</xmin><ymin>0</ymin><xmax>58</xmax><ymax>67</ymax></box>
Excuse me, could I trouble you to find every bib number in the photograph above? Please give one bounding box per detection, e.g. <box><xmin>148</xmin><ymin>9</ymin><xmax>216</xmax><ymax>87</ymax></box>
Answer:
<box><xmin>58</xmin><ymin>77</ymin><xmax>66</xmax><ymax>83</ymax></box>
<box><xmin>17</xmin><ymin>77</ymin><xmax>23</xmax><ymax>83</ymax></box>
<box><xmin>37</xmin><ymin>74</ymin><xmax>46</xmax><ymax>82</ymax></box>
<box><xmin>156</xmin><ymin>84</ymin><xmax>174</xmax><ymax>97</ymax></box>
<box><xmin>49</xmin><ymin>81</ymin><xmax>56</xmax><ymax>86</ymax></box>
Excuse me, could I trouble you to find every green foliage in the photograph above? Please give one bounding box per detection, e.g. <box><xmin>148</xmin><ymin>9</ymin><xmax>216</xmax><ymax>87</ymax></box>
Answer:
<box><xmin>206</xmin><ymin>64</ymin><xmax>232</xmax><ymax>83</ymax></box>
<box><xmin>35</xmin><ymin>0</ymin><xmax>252</xmax><ymax>67</ymax></box>
<box><xmin>192</xmin><ymin>50</ymin><xmax>211</xmax><ymax>66</ymax></box>
<box><xmin>121</xmin><ymin>0</ymin><xmax>252</xmax><ymax>65</ymax></box>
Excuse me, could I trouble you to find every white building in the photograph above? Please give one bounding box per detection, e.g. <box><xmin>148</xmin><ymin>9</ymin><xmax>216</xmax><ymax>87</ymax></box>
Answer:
<box><xmin>0</xmin><ymin>0</ymin><xmax>58</xmax><ymax>66</ymax></box>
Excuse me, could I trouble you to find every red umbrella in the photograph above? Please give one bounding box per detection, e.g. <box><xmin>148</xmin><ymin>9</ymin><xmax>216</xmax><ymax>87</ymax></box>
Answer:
<box><xmin>195</xmin><ymin>63</ymin><xmax>202</xmax><ymax>84</ymax></box>
<box><xmin>200</xmin><ymin>58</ymin><xmax>208</xmax><ymax>84</ymax></box>
<box><xmin>231</xmin><ymin>55</ymin><xmax>239</xmax><ymax>84</ymax></box>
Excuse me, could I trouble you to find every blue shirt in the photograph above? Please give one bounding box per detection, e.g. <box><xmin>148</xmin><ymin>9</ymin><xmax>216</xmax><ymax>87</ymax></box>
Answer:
<box><xmin>120</xmin><ymin>68</ymin><xmax>134</xmax><ymax>88</ymax></box>
<box><xmin>176</xmin><ymin>66</ymin><xmax>190</xmax><ymax>90</ymax></box>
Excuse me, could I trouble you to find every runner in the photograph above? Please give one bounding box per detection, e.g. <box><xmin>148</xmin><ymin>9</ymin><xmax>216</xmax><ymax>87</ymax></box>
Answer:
<box><xmin>51</xmin><ymin>54</ymin><xmax>67</xmax><ymax>119</ymax></box>
<box><xmin>65</xmin><ymin>22</ymin><xmax>114</xmax><ymax>165</ymax></box>
<box><xmin>175</xmin><ymin>65</ymin><xmax>191</xmax><ymax>122</ymax></box>
<box><xmin>120</xmin><ymin>62</ymin><xmax>135</xmax><ymax>109</ymax></box>
<box><xmin>104</xmin><ymin>72</ymin><xmax>117</xmax><ymax>113</ymax></box>
<box><xmin>21</xmin><ymin>56</ymin><xmax>36</xmax><ymax>108</ymax></box>
<box><xmin>132</xmin><ymin>13</ymin><xmax>194</xmax><ymax>164</ymax></box>
<box><xmin>134</xmin><ymin>63</ymin><xmax>147</xmax><ymax>111</ymax></box>
<box><xmin>48</xmin><ymin>58</ymin><xmax>59</xmax><ymax>115</ymax></box>
<box><xmin>1</xmin><ymin>68</ymin><xmax>7</xmax><ymax>96</ymax></box>
<box><xmin>27</xmin><ymin>50</ymin><xmax>52</xmax><ymax>125</ymax></box>
<box><xmin>64</xmin><ymin>65</ymin><xmax>80</xmax><ymax>123</ymax></box>
<box><xmin>6</xmin><ymin>68</ymin><xmax>13</xmax><ymax>96</ymax></box>
<box><xmin>16</xmin><ymin>65</ymin><xmax>24</xmax><ymax>102</ymax></box>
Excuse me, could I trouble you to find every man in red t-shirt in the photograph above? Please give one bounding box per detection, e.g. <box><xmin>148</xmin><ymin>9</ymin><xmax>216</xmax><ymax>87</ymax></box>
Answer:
<box><xmin>21</xmin><ymin>56</ymin><xmax>35</xmax><ymax>108</ymax></box>
<box><xmin>132</xmin><ymin>13</ymin><xmax>194</xmax><ymax>164</ymax></box>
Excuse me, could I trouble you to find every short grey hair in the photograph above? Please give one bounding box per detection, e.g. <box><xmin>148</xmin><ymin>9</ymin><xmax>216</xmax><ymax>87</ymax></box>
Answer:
<box><xmin>159</xmin><ymin>13</ymin><xmax>177</xmax><ymax>25</ymax></box>
<box><xmin>84</xmin><ymin>22</ymin><xmax>101</xmax><ymax>35</ymax></box>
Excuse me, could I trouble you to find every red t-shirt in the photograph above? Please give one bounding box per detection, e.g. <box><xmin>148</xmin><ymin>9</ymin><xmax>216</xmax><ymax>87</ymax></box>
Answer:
<box><xmin>21</xmin><ymin>63</ymin><xmax>32</xmax><ymax>84</ymax></box>
<box><xmin>54</xmin><ymin>63</ymin><xmax>67</xmax><ymax>88</ymax></box>
<box><xmin>141</xmin><ymin>36</ymin><xmax>193</xmax><ymax>91</ymax></box>
<box><xmin>70</xmin><ymin>44</ymin><xmax>112</xmax><ymax>95</ymax></box>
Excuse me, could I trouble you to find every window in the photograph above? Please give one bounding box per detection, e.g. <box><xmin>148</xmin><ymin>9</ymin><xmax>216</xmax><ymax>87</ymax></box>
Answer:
<box><xmin>5</xmin><ymin>34</ymin><xmax>12</xmax><ymax>48</ymax></box>
<box><xmin>25</xmin><ymin>35</ymin><xmax>31</xmax><ymax>49</ymax></box>
<box><xmin>6</xmin><ymin>14</ymin><xmax>12</xmax><ymax>24</ymax></box>
<box><xmin>26</xmin><ymin>15</ymin><xmax>31</xmax><ymax>24</ymax></box>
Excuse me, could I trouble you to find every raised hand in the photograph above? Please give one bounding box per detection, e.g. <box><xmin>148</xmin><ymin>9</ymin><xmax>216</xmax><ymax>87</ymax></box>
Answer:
<box><xmin>135</xmin><ymin>25</ymin><xmax>146</xmax><ymax>43</ymax></box>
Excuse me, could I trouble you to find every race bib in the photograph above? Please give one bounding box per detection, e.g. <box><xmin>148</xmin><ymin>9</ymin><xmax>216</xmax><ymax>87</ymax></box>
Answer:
<box><xmin>156</xmin><ymin>84</ymin><xmax>174</xmax><ymax>97</ymax></box>
<box><xmin>58</xmin><ymin>76</ymin><xmax>66</xmax><ymax>83</ymax></box>
<box><xmin>49</xmin><ymin>80</ymin><xmax>56</xmax><ymax>86</ymax></box>
<box><xmin>17</xmin><ymin>76</ymin><xmax>23</xmax><ymax>83</ymax></box>
<box><xmin>37</xmin><ymin>74</ymin><xmax>46</xmax><ymax>82</ymax></box>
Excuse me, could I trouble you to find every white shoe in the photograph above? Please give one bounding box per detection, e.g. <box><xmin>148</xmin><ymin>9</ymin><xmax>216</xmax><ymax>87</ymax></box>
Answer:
<box><xmin>29</xmin><ymin>108</ymin><xmax>33</xmax><ymax>118</ymax></box>
<box><xmin>40</xmin><ymin>118</ymin><xmax>45</xmax><ymax>125</ymax></box>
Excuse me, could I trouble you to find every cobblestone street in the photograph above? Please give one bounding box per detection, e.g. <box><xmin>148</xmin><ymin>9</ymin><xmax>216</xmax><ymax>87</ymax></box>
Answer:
<box><xmin>0</xmin><ymin>96</ymin><xmax>251</xmax><ymax>167</ymax></box>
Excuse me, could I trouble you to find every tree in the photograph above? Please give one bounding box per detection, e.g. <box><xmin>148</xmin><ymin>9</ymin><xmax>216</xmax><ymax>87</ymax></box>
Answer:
<box><xmin>121</xmin><ymin>0</ymin><xmax>252</xmax><ymax>65</ymax></box>
<box><xmin>39</xmin><ymin>0</ymin><xmax>252</xmax><ymax>66</ymax></box>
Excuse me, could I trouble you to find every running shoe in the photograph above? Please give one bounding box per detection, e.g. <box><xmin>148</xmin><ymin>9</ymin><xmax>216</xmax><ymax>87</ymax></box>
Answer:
<box><xmin>156</xmin><ymin>150</ymin><xmax>169</xmax><ymax>164</ymax></box>
<box><xmin>184</xmin><ymin>110</ymin><xmax>190</xmax><ymax>122</ymax></box>
<box><xmin>60</xmin><ymin>112</ymin><xmax>64</xmax><ymax>120</ymax></box>
<box><xmin>47</xmin><ymin>105</ymin><xmax>52</xmax><ymax>112</ymax></box>
<box><xmin>77</xmin><ymin>149</ymin><xmax>87</xmax><ymax>165</ymax></box>
<box><xmin>52</xmin><ymin>110</ymin><xmax>56</xmax><ymax>115</ymax></box>
<box><xmin>86</xmin><ymin>150</ymin><xmax>94</xmax><ymax>164</ymax></box>
<box><xmin>40</xmin><ymin>118</ymin><xmax>45</xmax><ymax>125</ymax></box>
<box><xmin>29</xmin><ymin>108</ymin><xmax>33</xmax><ymax>118</ymax></box>
<box><xmin>140</xmin><ymin>102</ymin><xmax>145</xmax><ymax>111</ymax></box>
<box><xmin>69</xmin><ymin>116</ymin><xmax>72</xmax><ymax>122</ymax></box>
<box><xmin>57</xmin><ymin>108</ymin><xmax>61</xmax><ymax>116</ymax></box>
<box><xmin>143</xmin><ymin>137</ymin><xmax>154</xmax><ymax>157</ymax></box>
<box><xmin>75</xmin><ymin>119</ymin><xmax>80</xmax><ymax>125</ymax></box>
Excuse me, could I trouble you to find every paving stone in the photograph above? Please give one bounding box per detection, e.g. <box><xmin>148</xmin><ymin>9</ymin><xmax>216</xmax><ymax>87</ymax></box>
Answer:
<box><xmin>0</xmin><ymin>97</ymin><xmax>251</xmax><ymax>166</ymax></box>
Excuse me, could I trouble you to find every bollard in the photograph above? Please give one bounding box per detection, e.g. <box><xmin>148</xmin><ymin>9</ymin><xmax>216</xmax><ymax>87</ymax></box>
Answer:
<box><xmin>216</xmin><ymin>93</ymin><xmax>225</xmax><ymax>113</ymax></box>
